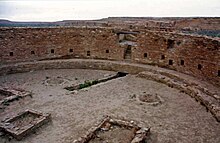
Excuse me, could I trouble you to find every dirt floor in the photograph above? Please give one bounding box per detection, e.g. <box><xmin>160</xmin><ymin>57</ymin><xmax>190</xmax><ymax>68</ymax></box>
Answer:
<box><xmin>9</xmin><ymin>113</ymin><xmax>41</xmax><ymax>131</ymax></box>
<box><xmin>90</xmin><ymin>125</ymin><xmax>135</xmax><ymax>143</ymax></box>
<box><xmin>0</xmin><ymin>93</ymin><xmax>7</xmax><ymax>101</ymax></box>
<box><xmin>0</xmin><ymin>69</ymin><xmax>219</xmax><ymax>143</ymax></box>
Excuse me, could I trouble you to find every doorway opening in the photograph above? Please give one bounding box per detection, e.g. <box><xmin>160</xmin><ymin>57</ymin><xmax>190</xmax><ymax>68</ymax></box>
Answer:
<box><xmin>124</xmin><ymin>45</ymin><xmax>132</xmax><ymax>59</ymax></box>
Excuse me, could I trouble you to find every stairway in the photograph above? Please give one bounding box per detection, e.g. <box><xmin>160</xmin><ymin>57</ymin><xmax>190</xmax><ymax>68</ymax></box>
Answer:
<box><xmin>124</xmin><ymin>46</ymin><xmax>132</xmax><ymax>60</ymax></box>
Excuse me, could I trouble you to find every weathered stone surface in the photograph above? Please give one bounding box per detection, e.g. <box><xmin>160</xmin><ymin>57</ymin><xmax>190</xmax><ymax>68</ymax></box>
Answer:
<box><xmin>0</xmin><ymin>87</ymin><xmax>31</xmax><ymax>105</ymax></box>
<box><xmin>0</xmin><ymin>109</ymin><xmax>51</xmax><ymax>141</ymax></box>
<box><xmin>0</xmin><ymin>27</ymin><xmax>219</xmax><ymax>86</ymax></box>
<box><xmin>137</xmin><ymin>71</ymin><xmax>220</xmax><ymax>122</ymax></box>
<box><xmin>74</xmin><ymin>116</ymin><xmax>150</xmax><ymax>143</ymax></box>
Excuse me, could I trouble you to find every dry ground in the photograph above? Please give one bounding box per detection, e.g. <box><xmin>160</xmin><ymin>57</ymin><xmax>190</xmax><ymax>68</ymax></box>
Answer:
<box><xmin>0</xmin><ymin>69</ymin><xmax>219</xmax><ymax>143</ymax></box>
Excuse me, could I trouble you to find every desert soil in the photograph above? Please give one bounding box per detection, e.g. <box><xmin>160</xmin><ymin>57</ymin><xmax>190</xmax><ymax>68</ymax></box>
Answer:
<box><xmin>10</xmin><ymin>113</ymin><xmax>40</xmax><ymax>131</ymax></box>
<box><xmin>0</xmin><ymin>69</ymin><xmax>219</xmax><ymax>143</ymax></box>
<box><xmin>90</xmin><ymin>125</ymin><xmax>134</xmax><ymax>143</ymax></box>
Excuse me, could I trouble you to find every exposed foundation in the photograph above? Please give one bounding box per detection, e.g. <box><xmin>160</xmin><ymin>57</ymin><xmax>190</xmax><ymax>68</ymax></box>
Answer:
<box><xmin>74</xmin><ymin>116</ymin><xmax>150</xmax><ymax>143</ymax></box>
<box><xmin>0</xmin><ymin>18</ymin><xmax>219</xmax><ymax>142</ymax></box>
<box><xmin>0</xmin><ymin>87</ymin><xmax>31</xmax><ymax>106</ymax></box>
<box><xmin>0</xmin><ymin>109</ymin><xmax>51</xmax><ymax>140</ymax></box>
<box><xmin>0</xmin><ymin>68</ymin><xmax>219</xmax><ymax>143</ymax></box>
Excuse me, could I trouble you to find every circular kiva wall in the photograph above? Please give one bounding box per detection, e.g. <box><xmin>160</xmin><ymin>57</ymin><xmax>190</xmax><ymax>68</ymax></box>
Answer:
<box><xmin>0</xmin><ymin>59</ymin><xmax>219</xmax><ymax>122</ymax></box>
<box><xmin>0</xmin><ymin>27</ymin><xmax>219</xmax><ymax>86</ymax></box>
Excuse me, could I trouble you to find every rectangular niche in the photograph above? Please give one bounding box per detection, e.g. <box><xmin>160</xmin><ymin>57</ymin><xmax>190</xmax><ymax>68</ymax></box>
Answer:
<box><xmin>9</xmin><ymin>52</ymin><xmax>13</xmax><ymax>56</ymax></box>
<box><xmin>180</xmin><ymin>60</ymin><xmax>185</xmax><ymax>66</ymax></box>
<box><xmin>167</xmin><ymin>39</ymin><xmax>175</xmax><ymax>49</ymax></box>
<box><xmin>74</xmin><ymin>116</ymin><xmax>150</xmax><ymax>143</ymax></box>
<box><xmin>87</xmin><ymin>51</ymin><xmax>91</xmax><ymax>56</ymax></box>
<box><xmin>0</xmin><ymin>109</ymin><xmax>51</xmax><ymax>140</ymax></box>
<box><xmin>69</xmin><ymin>49</ymin><xmax>73</xmax><ymax>53</ymax></box>
<box><xmin>169</xmin><ymin>60</ymin><xmax>173</xmax><ymax>65</ymax></box>
<box><xmin>50</xmin><ymin>49</ymin><xmax>55</xmax><ymax>54</ymax></box>
<box><xmin>31</xmin><ymin>51</ymin><xmax>35</xmax><ymax>55</ymax></box>
<box><xmin>198</xmin><ymin>64</ymin><xmax>202</xmax><ymax>70</ymax></box>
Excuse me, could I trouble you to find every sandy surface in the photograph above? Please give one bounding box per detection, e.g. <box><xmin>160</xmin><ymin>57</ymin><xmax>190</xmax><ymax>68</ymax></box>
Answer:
<box><xmin>90</xmin><ymin>126</ymin><xmax>134</xmax><ymax>143</ymax></box>
<box><xmin>0</xmin><ymin>69</ymin><xmax>219</xmax><ymax>143</ymax></box>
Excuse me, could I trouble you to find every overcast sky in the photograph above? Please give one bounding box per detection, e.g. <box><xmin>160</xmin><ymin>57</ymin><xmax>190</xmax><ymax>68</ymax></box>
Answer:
<box><xmin>0</xmin><ymin>0</ymin><xmax>220</xmax><ymax>22</ymax></box>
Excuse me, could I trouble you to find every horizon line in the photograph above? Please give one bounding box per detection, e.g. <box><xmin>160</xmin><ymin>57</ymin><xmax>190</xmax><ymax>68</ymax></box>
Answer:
<box><xmin>1</xmin><ymin>16</ymin><xmax>220</xmax><ymax>22</ymax></box>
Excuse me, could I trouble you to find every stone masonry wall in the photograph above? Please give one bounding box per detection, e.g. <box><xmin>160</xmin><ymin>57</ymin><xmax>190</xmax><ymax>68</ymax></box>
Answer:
<box><xmin>0</xmin><ymin>27</ymin><xmax>219</xmax><ymax>86</ymax></box>
<box><xmin>0</xmin><ymin>27</ymin><xmax>123</xmax><ymax>62</ymax></box>
<box><xmin>134</xmin><ymin>30</ymin><xmax>220</xmax><ymax>86</ymax></box>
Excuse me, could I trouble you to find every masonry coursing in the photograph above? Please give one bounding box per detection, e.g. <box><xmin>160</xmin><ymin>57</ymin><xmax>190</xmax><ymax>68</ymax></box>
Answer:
<box><xmin>0</xmin><ymin>27</ymin><xmax>219</xmax><ymax>86</ymax></box>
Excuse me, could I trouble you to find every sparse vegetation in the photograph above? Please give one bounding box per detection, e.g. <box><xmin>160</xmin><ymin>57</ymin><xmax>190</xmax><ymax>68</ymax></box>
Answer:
<box><xmin>79</xmin><ymin>80</ymin><xmax>100</xmax><ymax>89</ymax></box>
<box><xmin>65</xmin><ymin>79</ymin><xmax>100</xmax><ymax>91</ymax></box>
<box><xmin>79</xmin><ymin>80</ymin><xmax>92</xmax><ymax>89</ymax></box>
<box><xmin>65</xmin><ymin>72</ymin><xmax>128</xmax><ymax>91</ymax></box>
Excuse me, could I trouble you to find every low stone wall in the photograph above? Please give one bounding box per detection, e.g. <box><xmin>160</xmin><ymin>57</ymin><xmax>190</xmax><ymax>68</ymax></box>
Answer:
<box><xmin>74</xmin><ymin>116</ymin><xmax>150</xmax><ymax>143</ymax></box>
<box><xmin>137</xmin><ymin>71</ymin><xmax>220</xmax><ymax>122</ymax></box>
<box><xmin>0</xmin><ymin>59</ymin><xmax>147</xmax><ymax>76</ymax></box>
<box><xmin>0</xmin><ymin>109</ymin><xmax>51</xmax><ymax>140</ymax></box>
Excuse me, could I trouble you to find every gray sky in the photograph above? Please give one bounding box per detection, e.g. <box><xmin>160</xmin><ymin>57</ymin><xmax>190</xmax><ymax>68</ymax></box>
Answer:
<box><xmin>0</xmin><ymin>0</ymin><xmax>220</xmax><ymax>22</ymax></box>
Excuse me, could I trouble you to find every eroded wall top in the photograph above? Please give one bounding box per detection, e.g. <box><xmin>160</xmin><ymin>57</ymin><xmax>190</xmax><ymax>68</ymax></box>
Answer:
<box><xmin>0</xmin><ymin>27</ymin><xmax>219</xmax><ymax>86</ymax></box>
